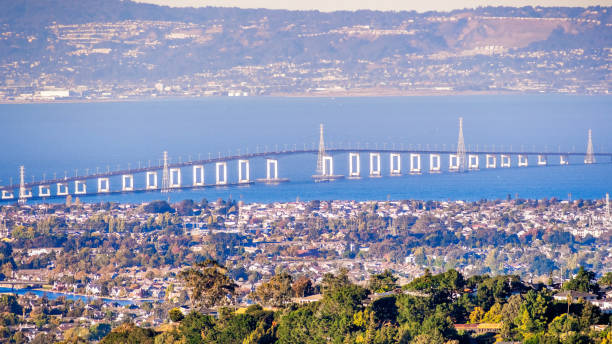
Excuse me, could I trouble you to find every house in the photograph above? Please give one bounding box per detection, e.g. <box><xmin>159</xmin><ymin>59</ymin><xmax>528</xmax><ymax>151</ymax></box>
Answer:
<box><xmin>592</xmin><ymin>298</ymin><xmax>612</xmax><ymax>314</ymax></box>
<box><xmin>86</xmin><ymin>284</ymin><xmax>102</xmax><ymax>295</ymax></box>
<box><xmin>553</xmin><ymin>291</ymin><xmax>597</xmax><ymax>302</ymax></box>
<box><xmin>292</xmin><ymin>294</ymin><xmax>323</xmax><ymax>304</ymax></box>
<box><xmin>454</xmin><ymin>323</ymin><xmax>502</xmax><ymax>334</ymax></box>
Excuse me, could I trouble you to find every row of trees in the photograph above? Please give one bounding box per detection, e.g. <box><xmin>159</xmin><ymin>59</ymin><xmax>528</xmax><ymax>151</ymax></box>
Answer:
<box><xmin>99</xmin><ymin>263</ymin><xmax>612</xmax><ymax>344</ymax></box>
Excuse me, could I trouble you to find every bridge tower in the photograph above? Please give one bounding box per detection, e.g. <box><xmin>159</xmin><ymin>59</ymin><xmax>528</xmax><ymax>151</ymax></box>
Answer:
<box><xmin>18</xmin><ymin>166</ymin><xmax>27</xmax><ymax>205</ymax></box>
<box><xmin>316</xmin><ymin>124</ymin><xmax>325</xmax><ymax>175</ymax></box>
<box><xmin>584</xmin><ymin>129</ymin><xmax>595</xmax><ymax>164</ymax></box>
<box><xmin>456</xmin><ymin>117</ymin><xmax>466</xmax><ymax>172</ymax></box>
<box><xmin>161</xmin><ymin>151</ymin><xmax>170</xmax><ymax>193</ymax></box>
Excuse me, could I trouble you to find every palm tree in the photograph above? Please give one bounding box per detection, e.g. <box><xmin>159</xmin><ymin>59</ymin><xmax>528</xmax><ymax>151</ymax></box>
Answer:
<box><xmin>178</xmin><ymin>259</ymin><xmax>237</xmax><ymax>310</ymax></box>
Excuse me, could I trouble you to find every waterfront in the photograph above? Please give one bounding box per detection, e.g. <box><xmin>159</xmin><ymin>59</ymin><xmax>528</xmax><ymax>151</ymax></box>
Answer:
<box><xmin>0</xmin><ymin>288</ymin><xmax>137</xmax><ymax>305</ymax></box>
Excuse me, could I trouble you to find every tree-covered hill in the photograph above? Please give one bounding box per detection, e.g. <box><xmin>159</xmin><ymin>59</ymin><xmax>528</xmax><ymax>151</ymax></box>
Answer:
<box><xmin>96</xmin><ymin>266</ymin><xmax>612</xmax><ymax>344</ymax></box>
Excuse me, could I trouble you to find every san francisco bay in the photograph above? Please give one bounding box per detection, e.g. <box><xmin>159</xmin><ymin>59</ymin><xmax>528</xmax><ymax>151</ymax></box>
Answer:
<box><xmin>1</xmin><ymin>95</ymin><xmax>610</xmax><ymax>203</ymax></box>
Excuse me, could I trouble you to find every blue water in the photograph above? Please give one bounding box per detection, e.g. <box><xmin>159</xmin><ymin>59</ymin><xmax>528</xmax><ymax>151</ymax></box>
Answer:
<box><xmin>0</xmin><ymin>287</ymin><xmax>136</xmax><ymax>305</ymax></box>
<box><xmin>0</xmin><ymin>96</ymin><xmax>610</xmax><ymax>202</ymax></box>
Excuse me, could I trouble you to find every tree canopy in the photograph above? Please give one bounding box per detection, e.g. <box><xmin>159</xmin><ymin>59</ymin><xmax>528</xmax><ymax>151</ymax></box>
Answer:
<box><xmin>178</xmin><ymin>259</ymin><xmax>238</xmax><ymax>310</ymax></box>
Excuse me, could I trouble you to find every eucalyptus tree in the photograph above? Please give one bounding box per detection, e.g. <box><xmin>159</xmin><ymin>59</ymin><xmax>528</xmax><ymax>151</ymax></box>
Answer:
<box><xmin>178</xmin><ymin>259</ymin><xmax>237</xmax><ymax>310</ymax></box>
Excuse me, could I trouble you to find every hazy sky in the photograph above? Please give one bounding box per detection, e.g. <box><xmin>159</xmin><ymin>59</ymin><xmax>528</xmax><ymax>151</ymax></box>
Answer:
<box><xmin>134</xmin><ymin>0</ymin><xmax>611</xmax><ymax>12</ymax></box>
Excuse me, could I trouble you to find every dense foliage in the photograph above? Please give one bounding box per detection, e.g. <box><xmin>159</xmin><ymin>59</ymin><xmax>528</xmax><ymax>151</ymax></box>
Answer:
<box><xmin>102</xmin><ymin>267</ymin><xmax>612</xmax><ymax>344</ymax></box>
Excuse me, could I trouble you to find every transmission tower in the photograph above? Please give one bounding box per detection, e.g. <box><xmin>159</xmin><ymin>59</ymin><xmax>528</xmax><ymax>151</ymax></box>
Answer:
<box><xmin>456</xmin><ymin>117</ymin><xmax>466</xmax><ymax>172</ymax></box>
<box><xmin>584</xmin><ymin>129</ymin><xmax>595</xmax><ymax>164</ymax></box>
<box><xmin>316</xmin><ymin>124</ymin><xmax>325</xmax><ymax>175</ymax></box>
<box><xmin>161</xmin><ymin>151</ymin><xmax>170</xmax><ymax>193</ymax></box>
<box><xmin>18</xmin><ymin>166</ymin><xmax>26</xmax><ymax>205</ymax></box>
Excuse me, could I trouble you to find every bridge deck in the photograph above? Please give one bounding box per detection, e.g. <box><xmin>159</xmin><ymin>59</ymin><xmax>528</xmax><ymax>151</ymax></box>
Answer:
<box><xmin>2</xmin><ymin>148</ymin><xmax>610</xmax><ymax>190</ymax></box>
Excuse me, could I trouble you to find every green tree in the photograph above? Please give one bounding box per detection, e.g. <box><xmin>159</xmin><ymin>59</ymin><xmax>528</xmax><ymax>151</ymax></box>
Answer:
<box><xmin>370</xmin><ymin>296</ymin><xmax>399</xmax><ymax>325</ymax></box>
<box><xmin>250</xmin><ymin>272</ymin><xmax>293</xmax><ymax>307</ymax></box>
<box><xmin>482</xmin><ymin>303</ymin><xmax>503</xmax><ymax>323</ymax></box>
<box><xmin>154</xmin><ymin>331</ymin><xmax>183</xmax><ymax>344</ymax></box>
<box><xmin>475</xmin><ymin>275</ymin><xmax>522</xmax><ymax>310</ymax></box>
<box><xmin>63</xmin><ymin>327</ymin><xmax>90</xmax><ymax>343</ymax></box>
<box><xmin>276</xmin><ymin>304</ymin><xmax>317</xmax><ymax>344</ymax></box>
<box><xmin>368</xmin><ymin>270</ymin><xmax>398</xmax><ymax>293</ymax></box>
<box><xmin>292</xmin><ymin>276</ymin><xmax>315</xmax><ymax>297</ymax></box>
<box><xmin>469</xmin><ymin>307</ymin><xmax>485</xmax><ymax>323</ymax></box>
<box><xmin>419</xmin><ymin>312</ymin><xmax>458</xmax><ymax>342</ymax></box>
<box><xmin>500</xmin><ymin>293</ymin><xmax>523</xmax><ymax>340</ymax></box>
<box><xmin>178</xmin><ymin>311</ymin><xmax>215</xmax><ymax>344</ymax></box>
<box><xmin>100</xmin><ymin>323</ymin><xmax>157</xmax><ymax>344</ymax></box>
<box><xmin>0</xmin><ymin>294</ymin><xmax>22</xmax><ymax>314</ymax></box>
<box><xmin>577</xmin><ymin>300</ymin><xmax>601</xmax><ymax>331</ymax></box>
<box><xmin>169</xmin><ymin>308</ymin><xmax>184</xmax><ymax>322</ymax></box>
<box><xmin>404</xmin><ymin>269</ymin><xmax>465</xmax><ymax>305</ymax></box>
<box><xmin>321</xmin><ymin>268</ymin><xmax>351</xmax><ymax>295</ymax></box>
<box><xmin>243</xmin><ymin>322</ymin><xmax>275</xmax><ymax>344</ymax></box>
<box><xmin>277</xmin><ymin>271</ymin><xmax>368</xmax><ymax>344</ymax></box>
<box><xmin>547</xmin><ymin>313</ymin><xmax>579</xmax><ymax>337</ymax></box>
<box><xmin>178</xmin><ymin>259</ymin><xmax>237</xmax><ymax>309</ymax></box>
<box><xmin>89</xmin><ymin>323</ymin><xmax>112</xmax><ymax>341</ymax></box>
<box><xmin>563</xmin><ymin>266</ymin><xmax>598</xmax><ymax>293</ymax></box>
<box><xmin>517</xmin><ymin>290</ymin><xmax>551</xmax><ymax>339</ymax></box>
<box><xmin>599</xmin><ymin>272</ymin><xmax>612</xmax><ymax>287</ymax></box>
<box><xmin>211</xmin><ymin>313</ymin><xmax>258</xmax><ymax>344</ymax></box>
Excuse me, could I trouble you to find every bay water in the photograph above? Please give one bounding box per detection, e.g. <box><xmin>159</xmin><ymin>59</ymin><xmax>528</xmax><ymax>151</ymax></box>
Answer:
<box><xmin>0</xmin><ymin>95</ymin><xmax>610</xmax><ymax>203</ymax></box>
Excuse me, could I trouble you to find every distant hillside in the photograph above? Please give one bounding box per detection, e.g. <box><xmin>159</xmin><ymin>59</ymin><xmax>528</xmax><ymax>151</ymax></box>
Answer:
<box><xmin>0</xmin><ymin>0</ymin><xmax>609</xmax><ymax>99</ymax></box>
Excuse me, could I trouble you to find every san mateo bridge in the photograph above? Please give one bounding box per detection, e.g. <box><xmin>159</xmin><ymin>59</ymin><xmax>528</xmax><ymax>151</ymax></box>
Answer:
<box><xmin>1</xmin><ymin>118</ymin><xmax>609</xmax><ymax>203</ymax></box>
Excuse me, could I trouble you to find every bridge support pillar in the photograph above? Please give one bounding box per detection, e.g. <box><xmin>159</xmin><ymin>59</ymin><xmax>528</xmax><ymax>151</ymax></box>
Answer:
<box><xmin>518</xmin><ymin>155</ymin><xmax>528</xmax><ymax>167</ymax></box>
<box><xmin>57</xmin><ymin>183</ymin><xmax>69</xmax><ymax>196</ymax></box>
<box><xmin>500</xmin><ymin>155</ymin><xmax>511</xmax><ymax>168</ymax></box>
<box><xmin>18</xmin><ymin>189</ymin><xmax>32</xmax><ymax>200</ymax></box>
<box><xmin>449</xmin><ymin>154</ymin><xmax>459</xmax><ymax>172</ymax></box>
<box><xmin>122</xmin><ymin>175</ymin><xmax>134</xmax><ymax>191</ymax></box>
<box><xmin>468</xmin><ymin>155</ymin><xmax>479</xmax><ymax>170</ymax></box>
<box><xmin>429</xmin><ymin>154</ymin><xmax>441</xmax><ymax>173</ymax></box>
<box><xmin>38</xmin><ymin>185</ymin><xmax>51</xmax><ymax>197</ymax></box>
<box><xmin>259</xmin><ymin>159</ymin><xmax>289</xmax><ymax>183</ymax></box>
<box><xmin>266</xmin><ymin>159</ymin><xmax>279</xmax><ymax>180</ymax></box>
<box><xmin>146</xmin><ymin>171</ymin><xmax>158</xmax><ymax>190</ymax></box>
<box><xmin>192</xmin><ymin>165</ymin><xmax>205</xmax><ymax>186</ymax></box>
<box><xmin>369</xmin><ymin>153</ymin><xmax>381</xmax><ymax>177</ymax></box>
<box><xmin>216</xmin><ymin>162</ymin><xmax>228</xmax><ymax>185</ymax></box>
<box><xmin>238</xmin><ymin>160</ymin><xmax>250</xmax><ymax>183</ymax></box>
<box><xmin>74</xmin><ymin>180</ymin><xmax>87</xmax><ymax>195</ymax></box>
<box><xmin>485</xmin><ymin>154</ymin><xmax>496</xmax><ymax>168</ymax></box>
<box><xmin>19</xmin><ymin>188</ymin><xmax>32</xmax><ymax>201</ymax></box>
<box><xmin>169</xmin><ymin>168</ymin><xmax>181</xmax><ymax>188</ymax></box>
<box><xmin>410</xmin><ymin>153</ymin><xmax>421</xmax><ymax>174</ymax></box>
<box><xmin>560</xmin><ymin>155</ymin><xmax>569</xmax><ymax>165</ymax></box>
<box><xmin>1</xmin><ymin>190</ymin><xmax>14</xmax><ymax>200</ymax></box>
<box><xmin>97</xmin><ymin>178</ymin><xmax>109</xmax><ymax>193</ymax></box>
<box><xmin>537</xmin><ymin>155</ymin><xmax>547</xmax><ymax>166</ymax></box>
<box><xmin>389</xmin><ymin>153</ymin><xmax>401</xmax><ymax>176</ymax></box>
<box><xmin>349</xmin><ymin>153</ymin><xmax>361</xmax><ymax>178</ymax></box>
<box><xmin>322</xmin><ymin>156</ymin><xmax>334</xmax><ymax>176</ymax></box>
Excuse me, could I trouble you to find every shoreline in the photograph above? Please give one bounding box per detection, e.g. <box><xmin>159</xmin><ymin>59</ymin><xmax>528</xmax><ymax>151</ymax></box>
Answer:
<box><xmin>0</xmin><ymin>90</ymin><xmax>603</xmax><ymax>105</ymax></box>
<box><xmin>1</xmin><ymin>287</ymin><xmax>159</xmax><ymax>303</ymax></box>
<box><xmin>33</xmin><ymin>288</ymin><xmax>160</xmax><ymax>302</ymax></box>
